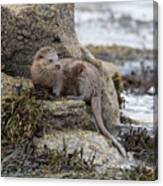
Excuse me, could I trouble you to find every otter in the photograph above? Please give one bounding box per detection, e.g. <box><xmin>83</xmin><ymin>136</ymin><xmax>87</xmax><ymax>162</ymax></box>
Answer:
<box><xmin>31</xmin><ymin>47</ymin><xmax>126</xmax><ymax>157</ymax></box>
<box><xmin>31</xmin><ymin>47</ymin><xmax>63</xmax><ymax>97</ymax></box>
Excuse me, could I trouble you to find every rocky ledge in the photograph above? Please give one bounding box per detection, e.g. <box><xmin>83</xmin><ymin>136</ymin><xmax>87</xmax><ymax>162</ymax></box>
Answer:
<box><xmin>1</xmin><ymin>72</ymin><xmax>125</xmax><ymax>178</ymax></box>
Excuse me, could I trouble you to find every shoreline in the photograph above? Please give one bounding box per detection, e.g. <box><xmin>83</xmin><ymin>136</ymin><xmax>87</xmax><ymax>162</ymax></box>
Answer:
<box><xmin>86</xmin><ymin>44</ymin><xmax>154</xmax><ymax>64</ymax></box>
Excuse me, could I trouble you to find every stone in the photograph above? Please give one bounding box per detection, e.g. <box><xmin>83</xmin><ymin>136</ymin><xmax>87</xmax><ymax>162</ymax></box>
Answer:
<box><xmin>1</xmin><ymin>4</ymin><xmax>82</xmax><ymax>77</ymax></box>
<box><xmin>34</xmin><ymin>129</ymin><xmax>124</xmax><ymax>170</ymax></box>
<box><xmin>2</xmin><ymin>72</ymin><xmax>124</xmax><ymax>176</ymax></box>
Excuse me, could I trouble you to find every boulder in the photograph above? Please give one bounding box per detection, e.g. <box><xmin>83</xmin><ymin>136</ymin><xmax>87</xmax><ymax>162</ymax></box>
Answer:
<box><xmin>1</xmin><ymin>4</ymin><xmax>81</xmax><ymax>77</ymax></box>
<box><xmin>35</xmin><ymin>130</ymin><xmax>124</xmax><ymax>171</ymax></box>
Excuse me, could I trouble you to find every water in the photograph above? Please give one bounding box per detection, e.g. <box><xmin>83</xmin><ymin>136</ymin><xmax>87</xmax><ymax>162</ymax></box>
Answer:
<box><xmin>75</xmin><ymin>0</ymin><xmax>155</xmax><ymax>49</ymax></box>
<box><xmin>119</xmin><ymin>59</ymin><xmax>154</xmax><ymax>76</ymax></box>
<box><xmin>75</xmin><ymin>1</ymin><xmax>156</xmax><ymax>133</ymax></box>
<box><xmin>122</xmin><ymin>93</ymin><xmax>154</xmax><ymax>127</ymax></box>
<box><xmin>119</xmin><ymin>58</ymin><xmax>155</xmax><ymax>132</ymax></box>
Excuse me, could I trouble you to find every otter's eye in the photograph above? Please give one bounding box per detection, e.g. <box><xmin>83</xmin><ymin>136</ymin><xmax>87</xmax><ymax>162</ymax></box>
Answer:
<box><xmin>38</xmin><ymin>55</ymin><xmax>44</xmax><ymax>59</ymax></box>
<box><xmin>49</xmin><ymin>59</ymin><xmax>53</xmax><ymax>63</ymax></box>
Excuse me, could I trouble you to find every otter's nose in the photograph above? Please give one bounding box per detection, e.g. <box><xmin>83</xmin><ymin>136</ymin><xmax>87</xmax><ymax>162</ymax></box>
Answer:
<box><xmin>55</xmin><ymin>64</ymin><xmax>61</xmax><ymax>70</ymax></box>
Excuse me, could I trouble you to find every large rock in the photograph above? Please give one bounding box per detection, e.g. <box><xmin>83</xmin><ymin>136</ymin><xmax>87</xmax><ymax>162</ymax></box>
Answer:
<box><xmin>1</xmin><ymin>4</ymin><xmax>120</xmax><ymax>129</ymax></box>
<box><xmin>1</xmin><ymin>72</ymin><xmax>125</xmax><ymax>178</ymax></box>
<box><xmin>34</xmin><ymin>130</ymin><xmax>124</xmax><ymax>171</ymax></box>
<box><xmin>1</xmin><ymin>72</ymin><xmax>95</xmax><ymax>131</ymax></box>
<box><xmin>1</xmin><ymin>71</ymin><xmax>119</xmax><ymax>133</ymax></box>
<box><xmin>1</xmin><ymin>4</ymin><xmax>81</xmax><ymax>77</ymax></box>
<box><xmin>101</xmin><ymin>63</ymin><xmax>120</xmax><ymax>133</ymax></box>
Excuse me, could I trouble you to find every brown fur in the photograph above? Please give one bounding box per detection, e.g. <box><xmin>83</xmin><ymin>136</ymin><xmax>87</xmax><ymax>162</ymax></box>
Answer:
<box><xmin>31</xmin><ymin>47</ymin><xmax>63</xmax><ymax>96</ymax></box>
<box><xmin>31</xmin><ymin>47</ymin><xmax>126</xmax><ymax>157</ymax></box>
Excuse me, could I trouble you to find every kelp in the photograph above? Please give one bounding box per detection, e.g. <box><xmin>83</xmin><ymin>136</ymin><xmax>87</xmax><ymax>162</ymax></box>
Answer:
<box><xmin>119</xmin><ymin>127</ymin><xmax>156</xmax><ymax>166</ymax></box>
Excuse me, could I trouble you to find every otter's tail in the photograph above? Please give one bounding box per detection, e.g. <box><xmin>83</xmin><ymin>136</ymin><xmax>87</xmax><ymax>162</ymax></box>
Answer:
<box><xmin>91</xmin><ymin>96</ymin><xmax>126</xmax><ymax>158</ymax></box>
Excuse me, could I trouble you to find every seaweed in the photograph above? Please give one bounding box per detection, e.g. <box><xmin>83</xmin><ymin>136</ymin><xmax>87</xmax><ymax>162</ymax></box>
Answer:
<box><xmin>122</xmin><ymin>165</ymin><xmax>156</xmax><ymax>181</ymax></box>
<box><xmin>47</xmin><ymin>139</ymin><xmax>96</xmax><ymax>174</ymax></box>
<box><xmin>1</xmin><ymin>95</ymin><xmax>44</xmax><ymax>144</ymax></box>
<box><xmin>1</xmin><ymin>95</ymin><xmax>98</xmax><ymax>177</ymax></box>
<box><xmin>119</xmin><ymin>127</ymin><xmax>156</xmax><ymax>167</ymax></box>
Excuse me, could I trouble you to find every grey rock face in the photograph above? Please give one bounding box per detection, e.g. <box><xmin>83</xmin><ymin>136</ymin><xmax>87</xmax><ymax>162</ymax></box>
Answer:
<box><xmin>35</xmin><ymin>130</ymin><xmax>124</xmax><ymax>170</ymax></box>
<box><xmin>1</xmin><ymin>4</ymin><xmax>81</xmax><ymax>77</ymax></box>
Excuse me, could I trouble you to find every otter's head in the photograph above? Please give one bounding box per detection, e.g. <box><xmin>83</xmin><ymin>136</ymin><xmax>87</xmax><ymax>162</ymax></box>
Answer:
<box><xmin>34</xmin><ymin>47</ymin><xmax>61</xmax><ymax>70</ymax></box>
